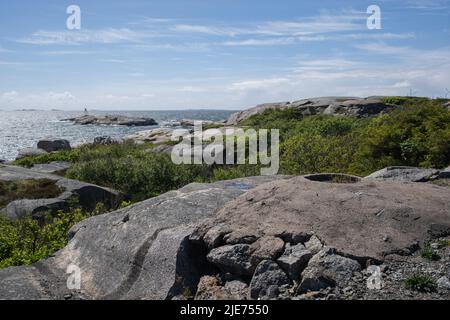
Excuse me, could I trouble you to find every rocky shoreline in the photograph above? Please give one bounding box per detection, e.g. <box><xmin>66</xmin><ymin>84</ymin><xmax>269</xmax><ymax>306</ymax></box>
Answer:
<box><xmin>63</xmin><ymin>115</ymin><xmax>158</xmax><ymax>126</ymax></box>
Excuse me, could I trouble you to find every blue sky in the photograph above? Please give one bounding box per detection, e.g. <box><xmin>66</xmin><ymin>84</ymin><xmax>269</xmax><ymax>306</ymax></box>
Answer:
<box><xmin>0</xmin><ymin>0</ymin><xmax>449</xmax><ymax>110</ymax></box>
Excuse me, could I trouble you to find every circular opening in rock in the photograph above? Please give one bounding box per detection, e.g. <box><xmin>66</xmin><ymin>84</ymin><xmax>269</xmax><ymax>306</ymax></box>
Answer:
<box><xmin>303</xmin><ymin>173</ymin><xmax>361</xmax><ymax>184</ymax></box>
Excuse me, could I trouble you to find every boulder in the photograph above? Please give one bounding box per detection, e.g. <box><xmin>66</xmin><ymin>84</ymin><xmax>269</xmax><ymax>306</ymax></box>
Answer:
<box><xmin>205</xmin><ymin>236</ymin><xmax>285</xmax><ymax>276</ymax></box>
<box><xmin>365</xmin><ymin>166</ymin><xmax>440</xmax><ymax>182</ymax></box>
<box><xmin>249</xmin><ymin>236</ymin><xmax>285</xmax><ymax>267</ymax></box>
<box><xmin>195</xmin><ymin>276</ymin><xmax>247</xmax><ymax>300</ymax></box>
<box><xmin>297</xmin><ymin>249</ymin><xmax>361</xmax><ymax>293</ymax></box>
<box><xmin>207</xmin><ymin>244</ymin><xmax>254</xmax><ymax>276</ymax></box>
<box><xmin>249</xmin><ymin>260</ymin><xmax>290</xmax><ymax>300</ymax></box>
<box><xmin>0</xmin><ymin>175</ymin><xmax>287</xmax><ymax>299</ymax></box>
<box><xmin>304</xmin><ymin>235</ymin><xmax>323</xmax><ymax>255</ymax></box>
<box><xmin>277</xmin><ymin>243</ymin><xmax>312</xmax><ymax>280</ymax></box>
<box><xmin>16</xmin><ymin>147</ymin><xmax>47</xmax><ymax>160</ymax></box>
<box><xmin>93</xmin><ymin>136</ymin><xmax>124</xmax><ymax>145</ymax></box>
<box><xmin>224</xmin><ymin>229</ymin><xmax>259</xmax><ymax>245</ymax></box>
<box><xmin>37</xmin><ymin>139</ymin><xmax>71</xmax><ymax>153</ymax></box>
<box><xmin>124</xmin><ymin>128</ymin><xmax>176</xmax><ymax>144</ymax></box>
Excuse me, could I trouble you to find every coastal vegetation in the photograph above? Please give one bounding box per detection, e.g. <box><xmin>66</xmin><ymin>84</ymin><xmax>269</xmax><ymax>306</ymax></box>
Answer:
<box><xmin>0</xmin><ymin>205</ymin><xmax>104</xmax><ymax>268</ymax></box>
<box><xmin>1</xmin><ymin>96</ymin><xmax>449</xmax><ymax>269</ymax></box>
<box><xmin>0</xmin><ymin>179</ymin><xmax>63</xmax><ymax>208</ymax></box>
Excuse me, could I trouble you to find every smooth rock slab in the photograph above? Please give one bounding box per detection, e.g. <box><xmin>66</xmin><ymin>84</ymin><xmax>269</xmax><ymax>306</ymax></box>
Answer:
<box><xmin>365</xmin><ymin>166</ymin><xmax>440</xmax><ymax>182</ymax></box>
<box><xmin>30</xmin><ymin>161</ymin><xmax>71</xmax><ymax>174</ymax></box>
<box><xmin>195</xmin><ymin>174</ymin><xmax>450</xmax><ymax>261</ymax></box>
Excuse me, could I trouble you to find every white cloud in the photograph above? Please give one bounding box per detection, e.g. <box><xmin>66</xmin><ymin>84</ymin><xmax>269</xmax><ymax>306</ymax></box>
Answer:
<box><xmin>177</xmin><ymin>86</ymin><xmax>206</xmax><ymax>92</ymax></box>
<box><xmin>39</xmin><ymin>50</ymin><xmax>92</xmax><ymax>56</ymax></box>
<box><xmin>355</xmin><ymin>43</ymin><xmax>411</xmax><ymax>54</ymax></box>
<box><xmin>128</xmin><ymin>73</ymin><xmax>145</xmax><ymax>77</ymax></box>
<box><xmin>0</xmin><ymin>60</ymin><xmax>21</xmax><ymax>65</ymax></box>
<box><xmin>101</xmin><ymin>58</ymin><xmax>126</xmax><ymax>63</ymax></box>
<box><xmin>47</xmin><ymin>91</ymin><xmax>75</xmax><ymax>101</ymax></box>
<box><xmin>2</xmin><ymin>91</ymin><xmax>18</xmax><ymax>99</ymax></box>
<box><xmin>17</xmin><ymin>28</ymin><xmax>152</xmax><ymax>45</ymax></box>
<box><xmin>230</xmin><ymin>78</ymin><xmax>290</xmax><ymax>91</ymax></box>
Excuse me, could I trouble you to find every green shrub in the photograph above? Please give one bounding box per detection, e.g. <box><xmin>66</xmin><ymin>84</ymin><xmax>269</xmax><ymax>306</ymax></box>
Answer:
<box><xmin>0</xmin><ymin>205</ymin><xmax>104</xmax><ymax>268</ymax></box>
<box><xmin>352</xmin><ymin>102</ymin><xmax>450</xmax><ymax>175</ymax></box>
<box><xmin>66</xmin><ymin>151</ymin><xmax>212</xmax><ymax>202</ymax></box>
<box><xmin>405</xmin><ymin>274</ymin><xmax>437</xmax><ymax>292</ymax></box>
<box><xmin>13</xmin><ymin>148</ymin><xmax>82</xmax><ymax>167</ymax></box>
<box><xmin>421</xmin><ymin>246</ymin><xmax>441</xmax><ymax>261</ymax></box>
<box><xmin>281</xmin><ymin>134</ymin><xmax>360</xmax><ymax>175</ymax></box>
<box><xmin>382</xmin><ymin>96</ymin><xmax>431</xmax><ymax>106</ymax></box>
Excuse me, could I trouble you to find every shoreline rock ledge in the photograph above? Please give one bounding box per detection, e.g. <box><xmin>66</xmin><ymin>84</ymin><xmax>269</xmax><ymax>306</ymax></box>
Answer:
<box><xmin>63</xmin><ymin>115</ymin><xmax>158</xmax><ymax>126</ymax></box>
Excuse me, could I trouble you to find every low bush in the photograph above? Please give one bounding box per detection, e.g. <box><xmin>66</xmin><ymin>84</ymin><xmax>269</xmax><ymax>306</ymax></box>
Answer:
<box><xmin>0</xmin><ymin>205</ymin><xmax>104</xmax><ymax>268</ymax></box>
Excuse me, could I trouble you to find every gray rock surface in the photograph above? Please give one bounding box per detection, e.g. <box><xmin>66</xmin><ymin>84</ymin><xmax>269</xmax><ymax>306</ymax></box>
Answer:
<box><xmin>37</xmin><ymin>139</ymin><xmax>71</xmax><ymax>153</ymax></box>
<box><xmin>30</xmin><ymin>161</ymin><xmax>71</xmax><ymax>174</ymax></box>
<box><xmin>194</xmin><ymin>174</ymin><xmax>450</xmax><ymax>261</ymax></box>
<box><xmin>249</xmin><ymin>260</ymin><xmax>290</xmax><ymax>300</ymax></box>
<box><xmin>298</xmin><ymin>249</ymin><xmax>361</xmax><ymax>293</ymax></box>
<box><xmin>365</xmin><ymin>166</ymin><xmax>440</xmax><ymax>182</ymax></box>
<box><xmin>16</xmin><ymin>147</ymin><xmax>47</xmax><ymax>159</ymax></box>
<box><xmin>226</xmin><ymin>96</ymin><xmax>394</xmax><ymax>125</ymax></box>
<box><xmin>304</xmin><ymin>235</ymin><xmax>324</xmax><ymax>255</ymax></box>
<box><xmin>437</xmin><ymin>276</ymin><xmax>450</xmax><ymax>290</ymax></box>
<box><xmin>195</xmin><ymin>276</ymin><xmax>247</xmax><ymax>300</ymax></box>
<box><xmin>438</xmin><ymin>166</ymin><xmax>450</xmax><ymax>179</ymax></box>
<box><xmin>64</xmin><ymin>115</ymin><xmax>157</xmax><ymax>126</ymax></box>
<box><xmin>277</xmin><ymin>244</ymin><xmax>312</xmax><ymax>280</ymax></box>
<box><xmin>93</xmin><ymin>136</ymin><xmax>124</xmax><ymax>145</ymax></box>
<box><xmin>207</xmin><ymin>244</ymin><xmax>254</xmax><ymax>276</ymax></box>
<box><xmin>0</xmin><ymin>176</ymin><xmax>287</xmax><ymax>300</ymax></box>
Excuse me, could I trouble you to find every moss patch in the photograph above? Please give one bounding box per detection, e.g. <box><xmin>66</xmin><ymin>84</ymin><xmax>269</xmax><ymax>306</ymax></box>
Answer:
<box><xmin>0</xmin><ymin>179</ymin><xmax>63</xmax><ymax>208</ymax></box>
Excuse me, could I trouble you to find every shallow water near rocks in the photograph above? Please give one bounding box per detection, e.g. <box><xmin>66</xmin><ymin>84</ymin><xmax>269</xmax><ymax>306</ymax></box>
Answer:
<box><xmin>0</xmin><ymin>109</ymin><xmax>234</xmax><ymax>161</ymax></box>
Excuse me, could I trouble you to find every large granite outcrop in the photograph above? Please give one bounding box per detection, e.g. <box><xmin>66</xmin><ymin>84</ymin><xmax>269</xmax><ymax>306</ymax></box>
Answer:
<box><xmin>189</xmin><ymin>173</ymin><xmax>450</xmax><ymax>299</ymax></box>
<box><xmin>0</xmin><ymin>176</ymin><xmax>287</xmax><ymax>300</ymax></box>
<box><xmin>0</xmin><ymin>170</ymin><xmax>449</xmax><ymax>300</ymax></box>
<box><xmin>226</xmin><ymin>96</ymin><xmax>395</xmax><ymax>125</ymax></box>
